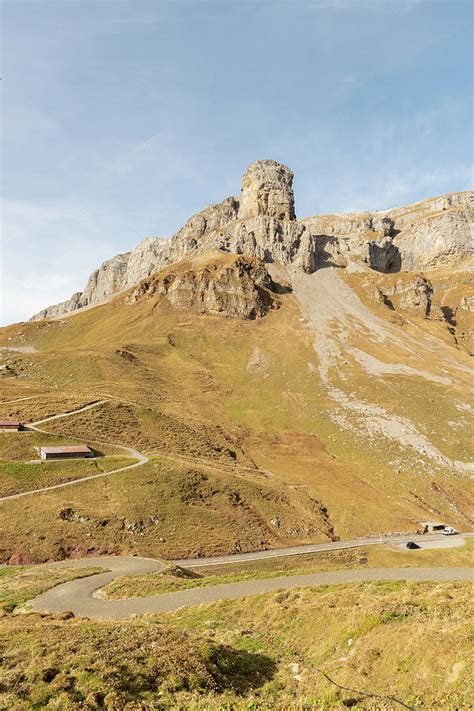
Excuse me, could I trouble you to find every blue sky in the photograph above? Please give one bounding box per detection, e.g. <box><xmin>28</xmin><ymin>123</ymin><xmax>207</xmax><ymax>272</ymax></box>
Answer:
<box><xmin>1</xmin><ymin>0</ymin><xmax>472</xmax><ymax>324</ymax></box>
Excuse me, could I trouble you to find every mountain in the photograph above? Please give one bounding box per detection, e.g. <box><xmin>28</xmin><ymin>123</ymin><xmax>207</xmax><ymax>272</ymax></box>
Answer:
<box><xmin>30</xmin><ymin>159</ymin><xmax>473</xmax><ymax>321</ymax></box>
<box><xmin>0</xmin><ymin>160</ymin><xmax>473</xmax><ymax>564</ymax></box>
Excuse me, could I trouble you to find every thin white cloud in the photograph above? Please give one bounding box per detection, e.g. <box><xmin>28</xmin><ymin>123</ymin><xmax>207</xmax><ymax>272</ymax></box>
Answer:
<box><xmin>303</xmin><ymin>0</ymin><xmax>425</xmax><ymax>14</ymax></box>
<box><xmin>337</xmin><ymin>165</ymin><xmax>472</xmax><ymax>213</ymax></box>
<box><xmin>297</xmin><ymin>161</ymin><xmax>472</xmax><ymax>217</ymax></box>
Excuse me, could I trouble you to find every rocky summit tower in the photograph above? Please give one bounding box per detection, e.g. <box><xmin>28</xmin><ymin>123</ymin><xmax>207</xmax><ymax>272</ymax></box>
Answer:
<box><xmin>238</xmin><ymin>159</ymin><xmax>296</xmax><ymax>221</ymax></box>
<box><xmin>30</xmin><ymin>159</ymin><xmax>473</xmax><ymax>320</ymax></box>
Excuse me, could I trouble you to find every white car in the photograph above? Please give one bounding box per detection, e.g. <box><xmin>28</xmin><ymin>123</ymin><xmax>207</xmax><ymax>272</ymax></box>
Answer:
<box><xmin>442</xmin><ymin>527</ymin><xmax>457</xmax><ymax>535</ymax></box>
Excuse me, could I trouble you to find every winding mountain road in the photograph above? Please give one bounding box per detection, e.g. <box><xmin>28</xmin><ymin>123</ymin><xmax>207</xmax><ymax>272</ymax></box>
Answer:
<box><xmin>0</xmin><ymin>398</ymin><xmax>294</xmax><ymax>501</ymax></box>
<box><xmin>5</xmin><ymin>401</ymin><xmax>474</xmax><ymax>620</ymax></box>
<box><xmin>0</xmin><ymin>447</ymin><xmax>147</xmax><ymax>502</ymax></box>
<box><xmin>30</xmin><ymin>554</ymin><xmax>474</xmax><ymax>620</ymax></box>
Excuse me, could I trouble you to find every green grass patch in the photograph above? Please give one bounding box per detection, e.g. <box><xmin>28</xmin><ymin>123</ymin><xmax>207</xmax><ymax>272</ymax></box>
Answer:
<box><xmin>0</xmin><ymin>457</ymin><xmax>137</xmax><ymax>497</ymax></box>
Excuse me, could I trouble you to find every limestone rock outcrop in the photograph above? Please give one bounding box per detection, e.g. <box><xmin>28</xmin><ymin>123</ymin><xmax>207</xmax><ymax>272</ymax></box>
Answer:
<box><xmin>395</xmin><ymin>208</ymin><xmax>473</xmax><ymax>270</ymax></box>
<box><xmin>80</xmin><ymin>253</ymin><xmax>130</xmax><ymax>307</ymax></box>
<box><xmin>399</xmin><ymin>276</ymin><xmax>434</xmax><ymax>318</ymax></box>
<box><xmin>32</xmin><ymin>291</ymin><xmax>83</xmax><ymax>321</ymax></box>
<box><xmin>30</xmin><ymin>158</ymin><xmax>473</xmax><ymax>321</ymax></box>
<box><xmin>166</xmin><ymin>197</ymin><xmax>240</xmax><ymax>263</ymax></box>
<box><xmin>223</xmin><ymin>218</ymin><xmax>305</xmax><ymax>266</ymax></box>
<box><xmin>32</xmin><ymin>253</ymin><xmax>132</xmax><ymax>320</ymax></box>
<box><xmin>238</xmin><ymin>160</ymin><xmax>296</xmax><ymax>221</ymax></box>
<box><xmin>126</xmin><ymin>256</ymin><xmax>279</xmax><ymax>320</ymax></box>
<box><xmin>368</xmin><ymin>234</ymin><xmax>401</xmax><ymax>273</ymax></box>
<box><xmin>377</xmin><ymin>275</ymin><xmax>437</xmax><ymax>319</ymax></box>
<box><xmin>124</xmin><ymin>237</ymin><xmax>169</xmax><ymax>288</ymax></box>
<box><xmin>460</xmin><ymin>296</ymin><xmax>474</xmax><ymax>311</ymax></box>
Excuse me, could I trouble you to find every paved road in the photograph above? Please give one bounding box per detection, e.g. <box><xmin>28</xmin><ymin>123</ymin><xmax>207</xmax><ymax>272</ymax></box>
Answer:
<box><xmin>5</xmin><ymin>401</ymin><xmax>474</xmax><ymax>618</ymax></box>
<box><xmin>30</xmin><ymin>555</ymin><xmax>474</xmax><ymax>620</ymax></box>
<box><xmin>174</xmin><ymin>532</ymin><xmax>474</xmax><ymax>568</ymax></box>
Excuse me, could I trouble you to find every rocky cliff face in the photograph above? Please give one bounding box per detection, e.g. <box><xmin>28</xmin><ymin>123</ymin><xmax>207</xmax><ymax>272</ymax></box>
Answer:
<box><xmin>238</xmin><ymin>160</ymin><xmax>295</xmax><ymax>221</ymax></box>
<box><xmin>126</xmin><ymin>255</ymin><xmax>280</xmax><ymax>319</ymax></box>
<box><xmin>81</xmin><ymin>253</ymin><xmax>130</xmax><ymax>306</ymax></box>
<box><xmin>30</xmin><ymin>159</ymin><xmax>473</xmax><ymax>321</ymax></box>
<box><xmin>375</xmin><ymin>275</ymin><xmax>436</xmax><ymax>319</ymax></box>
<box><xmin>124</xmin><ymin>237</ymin><xmax>169</xmax><ymax>289</ymax></box>
<box><xmin>32</xmin><ymin>252</ymin><xmax>133</xmax><ymax>320</ymax></box>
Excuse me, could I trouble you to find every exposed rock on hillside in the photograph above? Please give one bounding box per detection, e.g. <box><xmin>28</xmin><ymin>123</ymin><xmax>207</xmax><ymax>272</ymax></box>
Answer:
<box><xmin>368</xmin><ymin>234</ymin><xmax>400</xmax><ymax>273</ymax></box>
<box><xmin>124</xmin><ymin>237</ymin><xmax>169</xmax><ymax>288</ymax></box>
<box><xmin>32</xmin><ymin>291</ymin><xmax>83</xmax><ymax>321</ymax></box>
<box><xmin>30</xmin><ymin>158</ymin><xmax>473</xmax><ymax>321</ymax></box>
<box><xmin>165</xmin><ymin>197</ymin><xmax>240</xmax><ymax>264</ymax></box>
<box><xmin>396</xmin><ymin>209</ymin><xmax>472</xmax><ymax>270</ymax></box>
<box><xmin>399</xmin><ymin>276</ymin><xmax>434</xmax><ymax>318</ymax></box>
<box><xmin>377</xmin><ymin>275</ymin><xmax>435</xmax><ymax>318</ymax></box>
<box><xmin>460</xmin><ymin>296</ymin><xmax>474</xmax><ymax>311</ymax></box>
<box><xmin>238</xmin><ymin>159</ymin><xmax>296</xmax><ymax>221</ymax></box>
<box><xmin>126</xmin><ymin>256</ymin><xmax>280</xmax><ymax>319</ymax></box>
<box><xmin>81</xmin><ymin>252</ymin><xmax>130</xmax><ymax>306</ymax></box>
<box><xmin>32</xmin><ymin>253</ymin><xmax>132</xmax><ymax>320</ymax></box>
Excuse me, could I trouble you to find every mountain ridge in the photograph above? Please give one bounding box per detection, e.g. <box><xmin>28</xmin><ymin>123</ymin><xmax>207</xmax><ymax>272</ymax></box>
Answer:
<box><xmin>30</xmin><ymin>160</ymin><xmax>473</xmax><ymax>321</ymax></box>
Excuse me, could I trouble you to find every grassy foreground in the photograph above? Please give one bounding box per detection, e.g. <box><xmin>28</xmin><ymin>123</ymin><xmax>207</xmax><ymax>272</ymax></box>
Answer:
<box><xmin>1</xmin><ymin>578</ymin><xmax>472</xmax><ymax>709</ymax></box>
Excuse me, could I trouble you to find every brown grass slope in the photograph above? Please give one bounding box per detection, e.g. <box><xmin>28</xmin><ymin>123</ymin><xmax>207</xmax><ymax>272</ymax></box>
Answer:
<box><xmin>0</xmin><ymin>253</ymin><xmax>472</xmax><ymax>562</ymax></box>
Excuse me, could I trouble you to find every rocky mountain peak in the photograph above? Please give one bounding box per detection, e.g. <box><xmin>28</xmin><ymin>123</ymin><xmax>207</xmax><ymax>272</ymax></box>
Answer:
<box><xmin>29</xmin><ymin>158</ymin><xmax>473</xmax><ymax>322</ymax></box>
<box><xmin>238</xmin><ymin>159</ymin><xmax>296</xmax><ymax>221</ymax></box>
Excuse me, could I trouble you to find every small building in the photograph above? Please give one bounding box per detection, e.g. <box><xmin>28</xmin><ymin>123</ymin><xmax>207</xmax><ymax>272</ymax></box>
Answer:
<box><xmin>0</xmin><ymin>421</ymin><xmax>22</xmax><ymax>431</ymax></box>
<box><xmin>419</xmin><ymin>521</ymin><xmax>445</xmax><ymax>534</ymax></box>
<box><xmin>38</xmin><ymin>445</ymin><xmax>94</xmax><ymax>460</ymax></box>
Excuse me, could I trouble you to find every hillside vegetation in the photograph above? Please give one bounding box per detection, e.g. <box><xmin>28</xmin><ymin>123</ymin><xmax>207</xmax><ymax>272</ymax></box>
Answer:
<box><xmin>1</xmin><ymin>576</ymin><xmax>472</xmax><ymax>709</ymax></box>
<box><xmin>0</xmin><ymin>249</ymin><xmax>473</xmax><ymax>563</ymax></box>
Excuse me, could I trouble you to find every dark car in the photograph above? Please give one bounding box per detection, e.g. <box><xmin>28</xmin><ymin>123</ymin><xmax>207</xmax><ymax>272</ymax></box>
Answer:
<box><xmin>406</xmin><ymin>541</ymin><xmax>420</xmax><ymax>550</ymax></box>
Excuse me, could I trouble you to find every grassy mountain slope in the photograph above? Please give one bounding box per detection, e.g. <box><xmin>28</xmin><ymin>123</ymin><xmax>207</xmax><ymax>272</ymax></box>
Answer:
<box><xmin>0</xmin><ymin>253</ymin><xmax>472</xmax><ymax>562</ymax></box>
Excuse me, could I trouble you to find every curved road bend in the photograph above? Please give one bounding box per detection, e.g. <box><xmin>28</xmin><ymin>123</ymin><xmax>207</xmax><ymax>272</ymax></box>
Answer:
<box><xmin>30</xmin><ymin>556</ymin><xmax>474</xmax><ymax>620</ymax></box>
